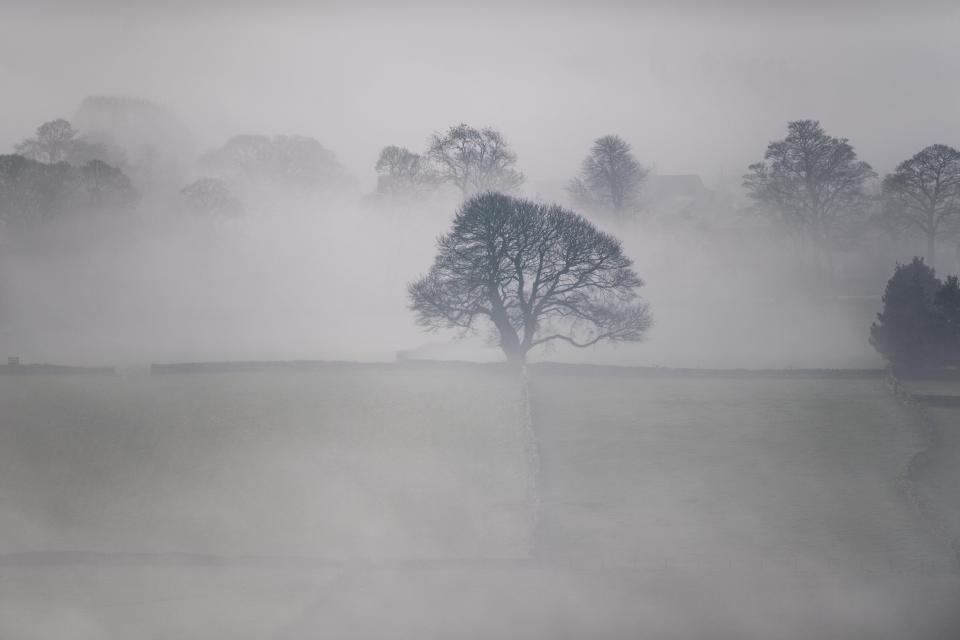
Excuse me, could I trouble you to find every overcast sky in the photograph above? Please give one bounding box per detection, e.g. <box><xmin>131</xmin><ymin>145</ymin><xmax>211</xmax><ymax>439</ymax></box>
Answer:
<box><xmin>2</xmin><ymin>0</ymin><xmax>958</xmax><ymax>188</ymax></box>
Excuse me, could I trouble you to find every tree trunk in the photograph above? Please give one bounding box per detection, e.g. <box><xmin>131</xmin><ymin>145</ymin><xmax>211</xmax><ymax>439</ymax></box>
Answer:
<box><xmin>500</xmin><ymin>344</ymin><xmax>525</xmax><ymax>368</ymax></box>
<box><xmin>927</xmin><ymin>233</ymin><xmax>936</xmax><ymax>270</ymax></box>
<box><xmin>825</xmin><ymin>245</ymin><xmax>837</xmax><ymax>296</ymax></box>
<box><xmin>489</xmin><ymin>302</ymin><xmax>525</xmax><ymax>368</ymax></box>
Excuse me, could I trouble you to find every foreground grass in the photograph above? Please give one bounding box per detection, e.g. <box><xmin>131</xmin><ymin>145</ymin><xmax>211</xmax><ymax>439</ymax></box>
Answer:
<box><xmin>1</xmin><ymin>370</ymin><xmax>958</xmax><ymax>639</ymax></box>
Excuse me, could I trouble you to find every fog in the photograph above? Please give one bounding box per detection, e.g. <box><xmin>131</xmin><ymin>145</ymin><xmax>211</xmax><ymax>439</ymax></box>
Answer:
<box><xmin>3</xmin><ymin>1</ymin><xmax>960</xmax><ymax>183</ymax></box>
<box><xmin>2</xmin><ymin>0</ymin><xmax>959</xmax><ymax>367</ymax></box>
<box><xmin>3</xmin><ymin>1</ymin><xmax>960</xmax><ymax>639</ymax></box>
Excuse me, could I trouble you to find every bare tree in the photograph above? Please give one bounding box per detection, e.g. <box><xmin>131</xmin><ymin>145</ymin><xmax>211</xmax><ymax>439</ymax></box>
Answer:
<box><xmin>14</xmin><ymin>119</ymin><xmax>103</xmax><ymax>165</ymax></box>
<box><xmin>373</xmin><ymin>145</ymin><xmax>439</xmax><ymax>202</ymax></box>
<box><xmin>427</xmin><ymin>124</ymin><xmax>524</xmax><ymax>198</ymax></box>
<box><xmin>15</xmin><ymin>119</ymin><xmax>78</xmax><ymax>164</ymax></box>
<box><xmin>882</xmin><ymin>144</ymin><xmax>960</xmax><ymax>267</ymax></box>
<box><xmin>743</xmin><ymin>120</ymin><xmax>875</xmax><ymax>277</ymax></box>
<box><xmin>408</xmin><ymin>193</ymin><xmax>651</xmax><ymax>367</ymax></box>
<box><xmin>568</xmin><ymin>134</ymin><xmax>647</xmax><ymax>218</ymax></box>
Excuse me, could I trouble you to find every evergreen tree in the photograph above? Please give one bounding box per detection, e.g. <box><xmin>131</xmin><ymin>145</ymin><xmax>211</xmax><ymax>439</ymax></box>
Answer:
<box><xmin>870</xmin><ymin>257</ymin><xmax>941</xmax><ymax>372</ymax></box>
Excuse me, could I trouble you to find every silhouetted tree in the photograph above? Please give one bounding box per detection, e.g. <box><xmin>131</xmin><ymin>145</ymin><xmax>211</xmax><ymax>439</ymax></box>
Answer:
<box><xmin>78</xmin><ymin>160</ymin><xmax>137</xmax><ymax>212</ymax></box>
<box><xmin>0</xmin><ymin>155</ymin><xmax>74</xmax><ymax>228</ymax></box>
<box><xmin>408</xmin><ymin>193</ymin><xmax>651</xmax><ymax>367</ymax></box>
<box><xmin>882</xmin><ymin>144</ymin><xmax>960</xmax><ymax>267</ymax></box>
<box><xmin>870</xmin><ymin>257</ymin><xmax>942</xmax><ymax>372</ymax></box>
<box><xmin>568</xmin><ymin>135</ymin><xmax>647</xmax><ymax>218</ymax></box>
<box><xmin>427</xmin><ymin>124</ymin><xmax>524</xmax><ymax>198</ymax></box>
<box><xmin>0</xmin><ymin>155</ymin><xmax>136</xmax><ymax>229</ymax></box>
<box><xmin>15</xmin><ymin>119</ymin><xmax>78</xmax><ymax>164</ymax></box>
<box><xmin>744</xmin><ymin>120</ymin><xmax>875</xmax><ymax>277</ymax></box>
<box><xmin>181</xmin><ymin>178</ymin><xmax>243</xmax><ymax>217</ymax></box>
<box><xmin>14</xmin><ymin>119</ymin><xmax>104</xmax><ymax>165</ymax></box>
<box><xmin>374</xmin><ymin>145</ymin><xmax>439</xmax><ymax>202</ymax></box>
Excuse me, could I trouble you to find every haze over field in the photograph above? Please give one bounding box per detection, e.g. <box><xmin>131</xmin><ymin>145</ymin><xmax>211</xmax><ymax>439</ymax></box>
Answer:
<box><xmin>3</xmin><ymin>371</ymin><xmax>960</xmax><ymax>639</ymax></box>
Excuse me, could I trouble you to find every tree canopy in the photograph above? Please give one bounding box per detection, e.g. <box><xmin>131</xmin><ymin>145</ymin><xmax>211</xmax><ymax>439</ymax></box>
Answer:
<box><xmin>14</xmin><ymin>119</ymin><xmax>105</xmax><ymax>166</ymax></box>
<box><xmin>0</xmin><ymin>155</ymin><xmax>136</xmax><ymax>229</ymax></box>
<box><xmin>743</xmin><ymin>120</ymin><xmax>875</xmax><ymax>273</ymax></box>
<box><xmin>427</xmin><ymin>124</ymin><xmax>524</xmax><ymax>198</ymax></box>
<box><xmin>373</xmin><ymin>145</ymin><xmax>440</xmax><ymax>203</ymax></box>
<box><xmin>77</xmin><ymin>160</ymin><xmax>138</xmax><ymax>212</ymax></box>
<box><xmin>408</xmin><ymin>193</ymin><xmax>651</xmax><ymax>366</ymax></box>
<box><xmin>181</xmin><ymin>177</ymin><xmax>243</xmax><ymax>217</ymax></box>
<box><xmin>882</xmin><ymin>144</ymin><xmax>960</xmax><ymax>266</ymax></box>
<box><xmin>200</xmin><ymin>134</ymin><xmax>352</xmax><ymax>190</ymax></box>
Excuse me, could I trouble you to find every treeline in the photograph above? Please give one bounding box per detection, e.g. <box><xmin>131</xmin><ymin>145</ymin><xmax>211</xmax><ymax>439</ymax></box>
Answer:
<box><xmin>368</xmin><ymin>126</ymin><xmax>647</xmax><ymax>219</ymax></box>
<box><xmin>368</xmin><ymin>121</ymin><xmax>960</xmax><ymax>290</ymax></box>
<box><xmin>0</xmin><ymin>96</ymin><xmax>356</xmax><ymax>228</ymax></box>
<box><xmin>3</xmin><ymin>98</ymin><xmax>959</xmax><ymax>284</ymax></box>
<box><xmin>0</xmin><ymin>155</ymin><xmax>136</xmax><ymax>227</ymax></box>
<box><xmin>743</xmin><ymin>121</ymin><xmax>960</xmax><ymax>280</ymax></box>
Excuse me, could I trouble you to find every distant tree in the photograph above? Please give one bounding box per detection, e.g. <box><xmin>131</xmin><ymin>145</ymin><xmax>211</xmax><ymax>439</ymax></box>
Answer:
<box><xmin>567</xmin><ymin>135</ymin><xmax>647</xmax><ymax>218</ymax></box>
<box><xmin>882</xmin><ymin>144</ymin><xmax>960</xmax><ymax>267</ymax></box>
<box><xmin>201</xmin><ymin>134</ymin><xmax>351</xmax><ymax>190</ymax></box>
<box><xmin>744</xmin><ymin>120</ymin><xmax>876</xmax><ymax>276</ymax></box>
<box><xmin>78</xmin><ymin>160</ymin><xmax>137</xmax><ymax>212</ymax></box>
<box><xmin>427</xmin><ymin>124</ymin><xmax>524</xmax><ymax>198</ymax></box>
<box><xmin>15</xmin><ymin>119</ymin><xmax>78</xmax><ymax>164</ymax></box>
<box><xmin>374</xmin><ymin>145</ymin><xmax>439</xmax><ymax>202</ymax></box>
<box><xmin>73</xmin><ymin>95</ymin><xmax>194</xmax><ymax>187</ymax></box>
<box><xmin>408</xmin><ymin>193</ymin><xmax>651</xmax><ymax>367</ymax></box>
<box><xmin>14</xmin><ymin>119</ymin><xmax>105</xmax><ymax>165</ymax></box>
<box><xmin>0</xmin><ymin>155</ymin><xmax>74</xmax><ymax>228</ymax></box>
<box><xmin>0</xmin><ymin>155</ymin><xmax>136</xmax><ymax>229</ymax></box>
<box><xmin>870</xmin><ymin>257</ymin><xmax>942</xmax><ymax>372</ymax></box>
<box><xmin>181</xmin><ymin>178</ymin><xmax>243</xmax><ymax>216</ymax></box>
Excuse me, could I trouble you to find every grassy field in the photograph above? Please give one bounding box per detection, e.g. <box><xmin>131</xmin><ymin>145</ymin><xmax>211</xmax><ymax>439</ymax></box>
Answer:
<box><xmin>900</xmin><ymin>377</ymin><xmax>960</xmax><ymax>567</ymax></box>
<box><xmin>1</xmin><ymin>369</ymin><xmax>958</xmax><ymax>639</ymax></box>
<box><xmin>0</xmin><ymin>369</ymin><xmax>530</xmax><ymax>559</ymax></box>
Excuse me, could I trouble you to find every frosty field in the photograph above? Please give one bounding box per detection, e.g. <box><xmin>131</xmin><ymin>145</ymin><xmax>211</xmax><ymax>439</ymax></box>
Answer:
<box><xmin>1</xmin><ymin>368</ymin><xmax>958</xmax><ymax>639</ymax></box>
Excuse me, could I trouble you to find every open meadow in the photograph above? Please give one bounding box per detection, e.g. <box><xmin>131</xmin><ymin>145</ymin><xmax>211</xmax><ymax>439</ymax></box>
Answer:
<box><xmin>1</xmin><ymin>368</ymin><xmax>958</xmax><ymax>639</ymax></box>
